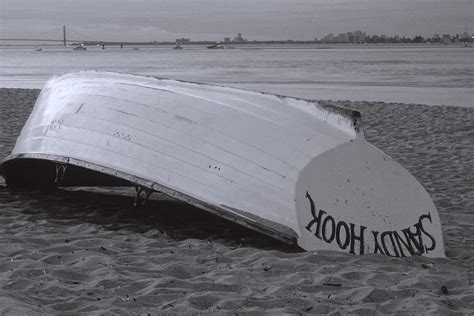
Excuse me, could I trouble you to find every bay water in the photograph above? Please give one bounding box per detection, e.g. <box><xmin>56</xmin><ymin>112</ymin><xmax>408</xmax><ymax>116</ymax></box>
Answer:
<box><xmin>1</xmin><ymin>44</ymin><xmax>472</xmax><ymax>106</ymax></box>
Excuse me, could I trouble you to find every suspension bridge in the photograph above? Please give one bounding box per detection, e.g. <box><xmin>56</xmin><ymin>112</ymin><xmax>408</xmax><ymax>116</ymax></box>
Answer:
<box><xmin>0</xmin><ymin>26</ymin><xmax>102</xmax><ymax>46</ymax></box>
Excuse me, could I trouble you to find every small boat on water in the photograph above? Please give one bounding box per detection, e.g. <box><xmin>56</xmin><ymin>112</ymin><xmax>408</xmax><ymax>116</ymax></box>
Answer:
<box><xmin>0</xmin><ymin>71</ymin><xmax>445</xmax><ymax>257</ymax></box>
<box><xmin>207</xmin><ymin>42</ymin><xmax>225</xmax><ymax>49</ymax></box>
<box><xmin>35</xmin><ymin>48</ymin><xmax>42</xmax><ymax>51</ymax></box>
<box><xmin>73</xmin><ymin>43</ymin><xmax>86</xmax><ymax>50</ymax></box>
<box><xmin>172</xmin><ymin>45</ymin><xmax>183</xmax><ymax>50</ymax></box>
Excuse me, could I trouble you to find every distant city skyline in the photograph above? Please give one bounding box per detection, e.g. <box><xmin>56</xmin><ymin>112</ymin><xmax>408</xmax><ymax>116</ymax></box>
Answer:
<box><xmin>1</xmin><ymin>0</ymin><xmax>473</xmax><ymax>42</ymax></box>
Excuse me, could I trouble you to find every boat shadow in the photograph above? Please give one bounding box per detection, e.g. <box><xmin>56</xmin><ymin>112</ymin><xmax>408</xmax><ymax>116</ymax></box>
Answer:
<box><xmin>1</xmin><ymin>185</ymin><xmax>300</xmax><ymax>253</ymax></box>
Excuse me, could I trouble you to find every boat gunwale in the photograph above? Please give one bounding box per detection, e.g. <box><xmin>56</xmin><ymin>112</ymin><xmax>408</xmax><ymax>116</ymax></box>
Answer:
<box><xmin>0</xmin><ymin>152</ymin><xmax>298</xmax><ymax>245</ymax></box>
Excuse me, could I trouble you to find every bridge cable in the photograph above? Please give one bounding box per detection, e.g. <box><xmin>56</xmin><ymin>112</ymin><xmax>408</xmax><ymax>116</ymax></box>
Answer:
<box><xmin>65</xmin><ymin>27</ymin><xmax>102</xmax><ymax>42</ymax></box>
<box><xmin>9</xmin><ymin>26</ymin><xmax>64</xmax><ymax>41</ymax></box>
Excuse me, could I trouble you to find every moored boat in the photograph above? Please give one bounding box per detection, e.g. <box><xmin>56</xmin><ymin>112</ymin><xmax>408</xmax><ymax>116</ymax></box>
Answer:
<box><xmin>207</xmin><ymin>42</ymin><xmax>224</xmax><ymax>49</ymax></box>
<box><xmin>73</xmin><ymin>43</ymin><xmax>86</xmax><ymax>50</ymax></box>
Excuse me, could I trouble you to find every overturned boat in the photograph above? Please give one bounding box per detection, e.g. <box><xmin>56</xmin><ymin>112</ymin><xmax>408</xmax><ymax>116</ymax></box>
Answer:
<box><xmin>0</xmin><ymin>71</ymin><xmax>445</xmax><ymax>257</ymax></box>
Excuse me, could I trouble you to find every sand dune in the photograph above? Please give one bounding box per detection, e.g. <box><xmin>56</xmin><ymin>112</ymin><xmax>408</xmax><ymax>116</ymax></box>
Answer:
<box><xmin>0</xmin><ymin>89</ymin><xmax>473</xmax><ymax>314</ymax></box>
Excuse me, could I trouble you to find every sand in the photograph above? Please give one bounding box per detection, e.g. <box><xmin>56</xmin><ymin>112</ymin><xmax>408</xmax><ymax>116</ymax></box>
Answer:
<box><xmin>0</xmin><ymin>88</ymin><xmax>473</xmax><ymax>314</ymax></box>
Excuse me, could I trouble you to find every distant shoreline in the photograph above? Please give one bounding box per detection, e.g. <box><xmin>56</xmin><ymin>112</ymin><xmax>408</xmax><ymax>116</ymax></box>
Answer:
<box><xmin>1</xmin><ymin>47</ymin><xmax>471</xmax><ymax>107</ymax></box>
<box><xmin>1</xmin><ymin>42</ymin><xmax>471</xmax><ymax>49</ymax></box>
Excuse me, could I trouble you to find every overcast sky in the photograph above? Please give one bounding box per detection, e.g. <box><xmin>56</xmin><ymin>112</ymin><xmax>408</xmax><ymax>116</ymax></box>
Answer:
<box><xmin>1</xmin><ymin>0</ymin><xmax>473</xmax><ymax>41</ymax></box>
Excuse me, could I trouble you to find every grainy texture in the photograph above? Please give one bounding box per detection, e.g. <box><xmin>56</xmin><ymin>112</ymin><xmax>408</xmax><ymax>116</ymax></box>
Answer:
<box><xmin>0</xmin><ymin>89</ymin><xmax>473</xmax><ymax>314</ymax></box>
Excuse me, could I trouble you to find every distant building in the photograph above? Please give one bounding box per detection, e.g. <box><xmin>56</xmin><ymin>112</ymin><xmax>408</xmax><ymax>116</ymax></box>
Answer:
<box><xmin>352</xmin><ymin>30</ymin><xmax>366</xmax><ymax>43</ymax></box>
<box><xmin>335</xmin><ymin>33</ymin><xmax>349</xmax><ymax>43</ymax></box>
<box><xmin>461</xmin><ymin>31</ymin><xmax>472</xmax><ymax>42</ymax></box>
<box><xmin>322</xmin><ymin>31</ymin><xmax>365</xmax><ymax>43</ymax></box>
<box><xmin>176</xmin><ymin>38</ymin><xmax>190</xmax><ymax>45</ymax></box>
<box><xmin>224</xmin><ymin>37</ymin><xmax>231</xmax><ymax>43</ymax></box>
<box><xmin>347</xmin><ymin>32</ymin><xmax>354</xmax><ymax>43</ymax></box>
<box><xmin>442</xmin><ymin>34</ymin><xmax>451</xmax><ymax>44</ymax></box>
<box><xmin>233</xmin><ymin>32</ymin><xmax>247</xmax><ymax>43</ymax></box>
<box><xmin>322</xmin><ymin>33</ymin><xmax>335</xmax><ymax>43</ymax></box>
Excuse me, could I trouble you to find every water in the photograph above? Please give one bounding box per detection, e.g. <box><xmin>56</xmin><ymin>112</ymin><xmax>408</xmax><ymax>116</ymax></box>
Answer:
<box><xmin>1</xmin><ymin>44</ymin><xmax>472</xmax><ymax>106</ymax></box>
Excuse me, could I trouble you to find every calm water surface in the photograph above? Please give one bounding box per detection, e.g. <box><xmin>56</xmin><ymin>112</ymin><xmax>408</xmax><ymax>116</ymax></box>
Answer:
<box><xmin>1</xmin><ymin>45</ymin><xmax>472</xmax><ymax>106</ymax></box>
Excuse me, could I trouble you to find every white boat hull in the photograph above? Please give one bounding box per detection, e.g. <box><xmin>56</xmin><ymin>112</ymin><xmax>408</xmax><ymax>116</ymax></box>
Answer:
<box><xmin>0</xmin><ymin>71</ymin><xmax>445</xmax><ymax>257</ymax></box>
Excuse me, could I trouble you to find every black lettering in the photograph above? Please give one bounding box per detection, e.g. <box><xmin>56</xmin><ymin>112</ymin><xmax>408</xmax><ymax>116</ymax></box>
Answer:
<box><xmin>350</xmin><ymin>223</ymin><xmax>366</xmax><ymax>255</ymax></box>
<box><xmin>393</xmin><ymin>231</ymin><xmax>412</xmax><ymax>257</ymax></box>
<box><xmin>304</xmin><ymin>191</ymin><xmax>326</xmax><ymax>239</ymax></box>
<box><xmin>418</xmin><ymin>213</ymin><xmax>436</xmax><ymax>252</ymax></box>
<box><xmin>400</xmin><ymin>226</ymin><xmax>424</xmax><ymax>255</ymax></box>
<box><xmin>371</xmin><ymin>231</ymin><xmax>385</xmax><ymax>255</ymax></box>
<box><xmin>336</xmin><ymin>221</ymin><xmax>350</xmax><ymax>250</ymax></box>
<box><xmin>381</xmin><ymin>231</ymin><xmax>400</xmax><ymax>257</ymax></box>
<box><xmin>322</xmin><ymin>215</ymin><xmax>336</xmax><ymax>243</ymax></box>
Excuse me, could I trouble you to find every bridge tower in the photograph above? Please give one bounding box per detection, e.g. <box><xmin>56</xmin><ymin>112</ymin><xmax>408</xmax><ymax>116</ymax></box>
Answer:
<box><xmin>63</xmin><ymin>26</ymin><xmax>66</xmax><ymax>47</ymax></box>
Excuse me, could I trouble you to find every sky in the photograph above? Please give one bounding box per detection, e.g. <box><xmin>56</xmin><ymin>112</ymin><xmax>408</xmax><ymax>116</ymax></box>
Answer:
<box><xmin>1</xmin><ymin>0</ymin><xmax>473</xmax><ymax>42</ymax></box>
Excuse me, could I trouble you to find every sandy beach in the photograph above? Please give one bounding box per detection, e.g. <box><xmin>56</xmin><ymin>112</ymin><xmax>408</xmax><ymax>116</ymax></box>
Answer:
<box><xmin>0</xmin><ymin>88</ymin><xmax>473</xmax><ymax>314</ymax></box>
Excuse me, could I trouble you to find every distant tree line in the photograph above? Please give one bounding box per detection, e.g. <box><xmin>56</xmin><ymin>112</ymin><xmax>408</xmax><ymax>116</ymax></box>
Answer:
<box><xmin>364</xmin><ymin>35</ymin><xmax>425</xmax><ymax>43</ymax></box>
<box><xmin>318</xmin><ymin>31</ymin><xmax>472</xmax><ymax>44</ymax></box>
<box><xmin>80</xmin><ymin>33</ymin><xmax>472</xmax><ymax>47</ymax></box>
<box><xmin>362</xmin><ymin>35</ymin><xmax>471</xmax><ymax>44</ymax></box>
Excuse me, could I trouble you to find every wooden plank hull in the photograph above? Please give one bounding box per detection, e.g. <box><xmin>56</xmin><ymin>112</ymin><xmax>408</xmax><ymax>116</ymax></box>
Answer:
<box><xmin>0</xmin><ymin>71</ymin><xmax>445</xmax><ymax>257</ymax></box>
